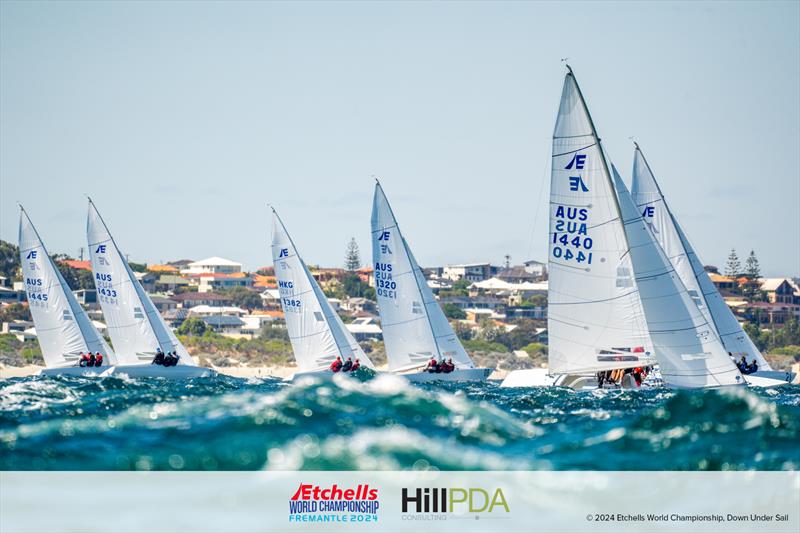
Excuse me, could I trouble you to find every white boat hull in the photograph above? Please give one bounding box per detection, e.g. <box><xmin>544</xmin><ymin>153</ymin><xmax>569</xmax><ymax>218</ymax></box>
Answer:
<box><xmin>39</xmin><ymin>366</ymin><xmax>109</xmax><ymax>377</ymax></box>
<box><xmin>397</xmin><ymin>367</ymin><xmax>492</xmax><ymax>383</ymax></box>
<box><xmin>500</xmin><ymin>368</ymin><xmax>660</xmax><ymax>390</ymax></box>
<box><xmin>108</xmin><ymin>365</ymin><xmax>217</xmax><ymax>379</ymax></box>
<box><xmin>743</xmin><ymin>370</ymin><xmax>796</xmax><ymax>388</ymax></box>
<box><xmin>289</xmin><ymin>368</ymin><xmax>377</xmax><ymax>382</ymax></box>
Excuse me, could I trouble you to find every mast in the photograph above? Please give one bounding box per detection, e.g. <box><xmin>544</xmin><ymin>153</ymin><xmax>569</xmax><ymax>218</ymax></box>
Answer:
<box><xmin>566</xmin><ymin>65</ymin><xmax>630</xmax><ymax>251</ymax></box>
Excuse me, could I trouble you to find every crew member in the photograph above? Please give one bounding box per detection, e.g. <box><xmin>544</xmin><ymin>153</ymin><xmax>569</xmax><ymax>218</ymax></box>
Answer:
<box><xmin>350</xmin><ymin>358</ymin><xmax>361</xmax><ymax>372</ymax></box>
<box><xmin>95</xmin><ymin>352</ymin><xmax>103</xmax><ymax>367</ymax></box>
<box><xmin>330</xmin><ymin>356</ymin><xmax>343</xmax><ymax>373</ymax></box>
<box><xmin>341</xmin><ymin>357</ymin><xmax>353</xmax><ymax>372</ymax></box>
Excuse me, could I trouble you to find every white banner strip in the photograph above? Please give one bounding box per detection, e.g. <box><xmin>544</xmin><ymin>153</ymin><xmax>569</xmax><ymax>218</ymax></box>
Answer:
<box><xmin>1</xmin><ymin>471</ymin><xmax>798</xmax><ymax>532</ymax></box>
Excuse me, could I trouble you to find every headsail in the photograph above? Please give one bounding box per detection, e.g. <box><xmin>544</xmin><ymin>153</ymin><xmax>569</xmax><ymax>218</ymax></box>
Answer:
<box><xmin>612</xmin><ymin>164</ymin><xmax>744</xmax><ymax>387</ymax></box>
<box><xmin>18</xmin><ymin>207</ymin><xmax>119</xmax><ymax>367</ymax></box>
<box><xmin>631</xmin><ymin>144</ymin><xmax>771</xmax><ymax>370</ymax></box>
<box><xmin>547</xmin><ymin>68</ymin><xmax>655</xmax><ymax>375</ymax></box>
<box><xmin>371</xmin><ymin>181</ymin><xmax>475</xmax><ymax>372</ymax></box>
<box><xmin>271</xmin><ymin>210</ymin><xmax>374</xmax><ymax>371</ymax></box>
<box><xmin>86</xmin><ymin>200</ymin><xmax>193</xmax><ymax>365</ymax></box>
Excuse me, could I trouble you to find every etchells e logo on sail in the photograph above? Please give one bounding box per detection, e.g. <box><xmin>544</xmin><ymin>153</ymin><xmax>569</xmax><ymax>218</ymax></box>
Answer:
<box><xmin>400</xmin><ymin>487</ymin><xmax>509</xmax><ymax>521</ymax></box>
<box><xmin>288</xmin><ymin>483</ymin><xmax>380</xmax><ymax>524</ymax></box>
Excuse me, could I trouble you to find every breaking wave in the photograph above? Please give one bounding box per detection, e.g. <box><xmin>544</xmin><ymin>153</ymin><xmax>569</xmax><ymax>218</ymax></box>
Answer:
<box><xmin>1</xmin><ymin>373</ymin><xmax>798</xmax><ymax>470</ymax></box>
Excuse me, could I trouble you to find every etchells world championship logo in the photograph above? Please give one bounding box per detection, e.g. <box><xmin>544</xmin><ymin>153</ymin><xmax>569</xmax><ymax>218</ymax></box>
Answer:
<box><xmin>289</xmin><ymin>483</ymin><xmax>380</xmax><ymax>523</ymax></box>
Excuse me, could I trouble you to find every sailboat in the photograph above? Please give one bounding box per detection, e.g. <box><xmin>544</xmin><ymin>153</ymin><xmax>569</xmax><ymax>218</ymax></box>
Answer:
<box><xmin>18</xmin><ymin>207</ymin><xmax>132</xmax><ymax>376</ymax></box>
<box><xmin>86</xmin><ymin>199</ymin><xmax>215</xmax><ymax>378</ymax></box>
<box><xmin>631</xmin><ymin>143</ymin><xmax>794</xmax><ymax>387</ymax></box>
<box><xmin>370</xmin><ymin>181</ymin><xmax>492</xmax><ymax>382</ymax></box>
<box><xmin>271</xmin><ymin>208</ymin><xmax>376</xmax><ymax>380</ymax></box>
<box><xmin>502</xmin><ymin>67</ymin><xmax>656</xmax><ymax>389</ymax></box>
<box><xmin>503</xmin><ymin>66</ymin><xmax>746</xmax><ymax>389</ymax></box>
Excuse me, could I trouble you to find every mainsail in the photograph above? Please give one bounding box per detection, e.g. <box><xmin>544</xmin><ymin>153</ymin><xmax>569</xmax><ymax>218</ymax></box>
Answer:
<box><xmin>271</xmin><ymin>209</ymin><xmax>374</xmax><ymax>371</ymax></box>
<box><xmin>547</xmin><ymin>68</ymin><xmax>654</xmax><ymax>375</ymax></box>
<box><xmin>612</xmin><ymin>164</ymin><xmax>744</xmax><ymax>387</ymax></box>
<box><xmin>371</xmin><ymin>181</ymin><xmax>475</xmax><ymax>372</ymax></box>
<box><xmin>18</xmin><ymin>207</ymin><xmax>120</xmax><ymax>367</ymax></box>
<box><xmin>86</xmin><ymin>200</ymin><xmax>193</xmax><ymax>365</ymax></box>
<box><xmin>631</xmin><ymin>144</ymin><xmax>771</xmax><ymax>371</ymax></box>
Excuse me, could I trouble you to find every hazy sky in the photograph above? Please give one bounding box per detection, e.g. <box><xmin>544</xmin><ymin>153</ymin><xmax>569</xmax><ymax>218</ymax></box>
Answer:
<box><xmin>1</xmin><ymin>1</ymin><xmax>798</xmax><ymax>276</ymax></box>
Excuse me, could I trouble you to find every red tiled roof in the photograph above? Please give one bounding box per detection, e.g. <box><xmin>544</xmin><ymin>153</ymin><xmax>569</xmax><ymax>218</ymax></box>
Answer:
<box><xmin>61</xmin><ymin>260</ymin><xmax>92</xmax><ymax>271</ymax></box>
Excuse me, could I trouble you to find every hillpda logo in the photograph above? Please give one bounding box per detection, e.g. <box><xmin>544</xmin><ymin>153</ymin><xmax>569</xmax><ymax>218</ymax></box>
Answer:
<box><xmin>289</xmin><ymin>483</ymin><xmax>380</xmax><ymax>524</ymax></box>
<box><xmin>401</xmin><ymin>487</ymin><xmax>509</xmax><ymax>521</ymax></box>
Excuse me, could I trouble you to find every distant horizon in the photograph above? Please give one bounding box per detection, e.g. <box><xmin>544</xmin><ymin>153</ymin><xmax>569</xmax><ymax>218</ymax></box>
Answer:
<box><xmin>2</xmin><ymin>1</ymin><xmax>798</xmax><ymax>277</ymax></box>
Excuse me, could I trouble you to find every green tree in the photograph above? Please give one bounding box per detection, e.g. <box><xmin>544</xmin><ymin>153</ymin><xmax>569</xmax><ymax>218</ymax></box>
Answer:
<box><xmin>725</xmin><ymin>248</ymin><xmax>741</xmax><ymax>278</ymax></box>
<box><xmin>340</xmin><ymin>273</ymin><xmax>375</xmax><ymax>300</ymax></box>
<box><xmin>128</xmin><ymin>261</ymin><xmax>147</xmax><ymax>273</ymax></box>
<box><xmin>260</xmin><ymin>322</ymin><xmax>289</xmax><ymax>341</ymax></box>
<box><xmin>344</xmin><ymin>238</ymin><xmax>361</xmax><ymax>271</ymax></box>
<box><xmin>177</xmin><ymin>317</ymin><xmax>207</xmax><ymax>336</ymax></box>
<box><xmin>744</xmin><ymin>251</ymin><xmax>761</xmax><ymax>280</ymax></box>
<box><xmin>0</xmin><ymin>303</ymin><xmax>32</xmax><ymax>322</ymax></box>
<box><xmin>0</xmin><ymin>240</ymin><xmax>20</xmax><ymax>280</ymax></box>
<box><xmin>442</xmin><ymin>303</ymin><xmax>466</xmax><ymax>320</ymax></box>
<box><xmin>222</xmin><ymin>287</ymin><xmax>262</xmax><ymax>310</ymax></box>
<box><xmin>439</xmin><ymin>278</ymin><xmax>471</xmax><ymax>297</ymax></box>
<box><xmin>55</xmin><ymin>259</ymin><xmax>95</xmax><ymax>290</ymax></box>
<box><xmin>741</xmin><ymin>250</ymin><xmax>763</xmax><ymax>301</ymax></box>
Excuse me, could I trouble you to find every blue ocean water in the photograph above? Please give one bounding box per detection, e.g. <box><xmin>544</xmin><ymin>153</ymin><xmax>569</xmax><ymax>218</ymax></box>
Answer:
<box><xmin>1</xmin><ymin>374</ymin><xmax>798</xmax><ymax>471</ymax></box>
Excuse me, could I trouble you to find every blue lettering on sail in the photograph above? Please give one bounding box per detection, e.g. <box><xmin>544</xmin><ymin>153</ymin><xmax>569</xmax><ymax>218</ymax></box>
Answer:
<box><xmin>565</xmin><ymin>154</ymin><xmax>586</xmax><ymax>170</ymax></box>
<box><xmin>25</xmin><ymin>251</ymin><xmax>37</xmax><ymax>259</ymax></box>
<box><xmin>278</xmin><ymin>248</ymin><xmax>289</xmax><ymax>258</ymax></box>
<box><xmin>569</xmin><ymin>176</ymin><xmax>589</xmax><ymax>192</ymax></box>
<box><xmin>552</xmin><ymin>204</ymin><xmax>594</xmax><ymax>265</ymax></box>
<box><xmin>642</xmin><ymin>206</ymin><xmax>655</xmax><ymax>218</ymax></box>
<box><xmin>95</xmin><ymin>245</ymin><xmax>106</xmax><ymax>254</ymax></box>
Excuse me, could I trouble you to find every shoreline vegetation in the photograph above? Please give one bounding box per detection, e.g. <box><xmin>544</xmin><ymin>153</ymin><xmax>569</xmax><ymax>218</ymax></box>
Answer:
<box><xmin>2</xmin><ymin>331</ymin><xmax>798</xmax><ymax>380</ymax></box>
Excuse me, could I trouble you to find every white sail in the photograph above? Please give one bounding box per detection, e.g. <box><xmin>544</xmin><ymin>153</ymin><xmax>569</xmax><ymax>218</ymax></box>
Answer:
<box><xmin>86</xmin><ymin>200</ymin><xmax>193</xmax><ymax>365</ymax></box>
<box><xmin>371</xmin><ymin>182</ymin><xmax>475</xmax><ymax>372</ymax></box>
<box><xmin>612</xmin><ymin>164</ymin><xmax>744</xmax><ymax>387</ymax></box>
<box><xmin>271</xmin><ymin>210</ymin><xmax>373</xmax><ymax>371</ymax></box>
<box><xmin>631</xmin><ymin>145</ymin><xmax>772</xmax><ymax>370</ymax></box>
<box><xmin>547</xmin><ymin>69</ymin><xmax>655</xmax><ymax>375</ymax></box>
<box><xmin>18</xmin><ymin>208</ymin><xmax>119</xmax><ymax>368</ymax></box>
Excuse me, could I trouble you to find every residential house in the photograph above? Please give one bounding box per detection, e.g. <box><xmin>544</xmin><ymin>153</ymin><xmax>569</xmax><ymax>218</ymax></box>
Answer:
<box><xmin>60</xmin><ymin>259</ymin><xmax>92</xmax><ymax>272</ymax></box>
<box><xmin>342</xmin><ymin>297</ymin><xmax>377</xmax><ymax>314</ymax></box>
<box><xmin>241</xmin><ymin>314</ymin><xmax>277</xmax><ymax>336</ymax></box>
<box><xmin>183</xmin><ymin>257</ymin><xmax>242</xmax><ymax>275</ymax></box>
<box><xmin>522</xmin><ymin>259</ymin><xmax>547</xmax><ymax>278</ymax></box>
<box><xmin>154</xmin><ymin>274</ymin><xmax>190</xmax><ymax>293</ymax></box>
<box><xmin>0</xmin><ymin>285</ymin><xmax>25</xmax><ymax>303</ymax></box>
<box><xmin>439</xmin><ymin>295</ymin><xmax>506</xmax><ymax>312</ymax></box>
<box><xmin>260</xmin><ymin>288</ymin><xmax>282</xmax><ymax>309</ymax></box>
<box><xmin>188</xmin><ymin>305</ymin><xmax>248</xmax><ymax>317</ymax></box>
<box><xmin>745</xmin><ymin>302</ymin><xmax>800</xmax><ymax>326</ymax></box>
<box><xmin>760</xmin><ymin>278</ymin><xmax>799</xmax><ymax>304</ymax></box>
<box><xmin>149</xmin><ymin>296</ymin><xmax>179</xmax><ymax>313</ymax></box>
<box><xmin>442</xmin><ymin>263</ymin><xmax>499</xmax><ymax>282</ymax></box>
<box><xmin>196</xmin><ymin>272</ymin><xmax>253</xmax><ymax>293</ymax></box>
<box><xmin>345</xmin><ymin>317</ymin><xmax>382</xmax><ymax>341</ymax></box>
<box><xmin>201</xmin><ymin>315</ymin><xmax>246</xmax><ymax>336</ymax></box>
<box><xmin>72</xmin><ymin>289</ymin><xmax>98</xmax><ymax>309</ymax></box>
<box><xmin>506</xmin><ymin>305</ymin><xmax>548</xmax><ymax>320</ymax></box>
<box><xmin>133</xmin><ymin>271</ymin><xmax>157</xmax><ymax>293</ymax></box>
<box><xmin>708</xmin><ymin>273</ymin><xmax>736</xmax><ymax>293</ymax></box>
<box><xmin>171</xmin><ymin>292</ymin><xmax>232</xmax><ymax>308</ymax></box>
<box><xmin>162</xmin><ymin>308</ymin><xmax>190</xmax><ymax>328</ymax></box>
<box><xmin>147</xmin><ymin>264</ymin><xmax>180</xmax><ymax>274</ymax></box>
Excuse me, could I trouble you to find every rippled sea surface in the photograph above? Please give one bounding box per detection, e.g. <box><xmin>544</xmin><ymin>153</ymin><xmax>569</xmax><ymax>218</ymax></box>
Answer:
<box><xmin>1</xmin><ymin>374</ymin><xmax>798</xmax><ymax>470</ymax></box>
